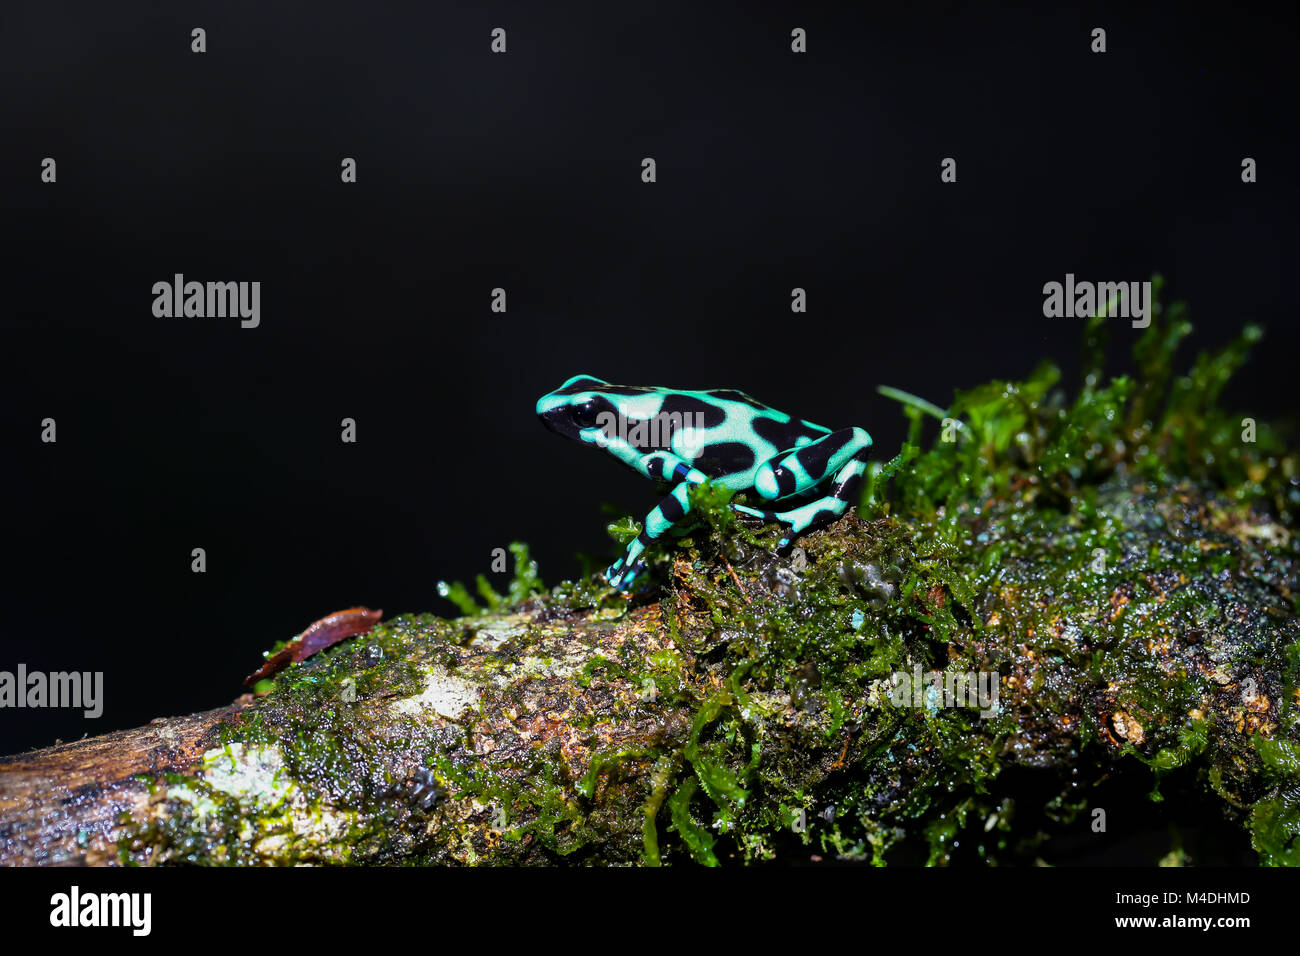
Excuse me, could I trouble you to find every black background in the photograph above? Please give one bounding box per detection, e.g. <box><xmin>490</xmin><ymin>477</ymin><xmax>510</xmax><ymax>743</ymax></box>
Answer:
<box><xmin>1</xmin><ymin>1</ymin><xmax>1295</xmax><ymax>772</ymax></box>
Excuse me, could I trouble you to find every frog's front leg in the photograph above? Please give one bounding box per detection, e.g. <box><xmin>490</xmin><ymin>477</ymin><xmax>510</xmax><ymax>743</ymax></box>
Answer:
<box><xmin>734</xmin><ymin>427</ymin><xmax>872</xmax><ymax>547</ymax></box>
<box><xmin>608</xmin><ymin>478</ymin><xmax>700</xmax><ymax>588</ymax></box>
<box><xmin>590</xmin><ymin>431</ymin><xmax>709</xmax><ymax>486</ymax></box>
<box><xmin>597</xmin><ymin>439</ymin><xmax>711</xmax><ymax>588</ymax></box>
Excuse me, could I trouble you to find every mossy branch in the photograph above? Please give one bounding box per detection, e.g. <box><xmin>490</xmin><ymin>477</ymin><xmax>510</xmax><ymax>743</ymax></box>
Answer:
<box><xmin>2</xmin><ymin>280</ymin><xmax>1298</xmax><ymax>866</ymax></box>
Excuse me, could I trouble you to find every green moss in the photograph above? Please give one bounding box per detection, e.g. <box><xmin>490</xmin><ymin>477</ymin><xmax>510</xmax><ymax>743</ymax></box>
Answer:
<box><xmin>593</xmin><ymin>275</ymin><xmax>1297</xmax><ymax>864</ymax></box>
<box><xmin>437</xmin><ymin>542</ymin><xmax>545</xmax><ymax>616</ymax></box>
<box><xmin>1250</xmin><ymin>734</ymin><xmax>1300</xmax><ymax>865</ymax></box>
<box><xmin>667</xmin><ymin>777</ymin><xmax>718</xmax><ymax>865</ymax></box>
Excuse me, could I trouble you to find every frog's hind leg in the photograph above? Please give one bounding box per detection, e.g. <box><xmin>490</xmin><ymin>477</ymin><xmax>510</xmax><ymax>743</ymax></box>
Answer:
<box><xmin>734</xmin><ymin>440</ymin><xmax>872</xmax><ymax>548</ymax></box>
<box><xmin>752</xmin><ymin>427</ymin><xmax>871</xmax><ymax>503</ymax></box>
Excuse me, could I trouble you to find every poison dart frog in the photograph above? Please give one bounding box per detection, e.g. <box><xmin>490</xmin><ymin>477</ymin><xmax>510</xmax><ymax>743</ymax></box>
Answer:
<box><xmin>536</xmin><ymin>375</ymin><xmax>872</xmax><ymax>589</ymax></box>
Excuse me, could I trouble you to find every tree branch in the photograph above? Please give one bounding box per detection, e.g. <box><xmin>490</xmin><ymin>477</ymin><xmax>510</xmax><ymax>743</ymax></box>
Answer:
<box><xmin>2</xmin><ymin>470</ymin><xmax>1296</xmax><ymax>866</ymax></box>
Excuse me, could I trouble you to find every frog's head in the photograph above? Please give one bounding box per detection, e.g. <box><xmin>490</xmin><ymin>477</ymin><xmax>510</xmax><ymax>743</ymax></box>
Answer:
<box><xmin>535</xmin><ymin>375</ymin><xmax>619</xmax><ymax>444</ymax></box>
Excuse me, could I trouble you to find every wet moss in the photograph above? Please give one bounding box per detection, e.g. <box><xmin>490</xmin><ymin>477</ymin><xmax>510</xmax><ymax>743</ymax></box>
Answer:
<box><xmin>563</xmin><ymin>276</ymin><xmax>1297</xmax><ymax>864</ymax></box>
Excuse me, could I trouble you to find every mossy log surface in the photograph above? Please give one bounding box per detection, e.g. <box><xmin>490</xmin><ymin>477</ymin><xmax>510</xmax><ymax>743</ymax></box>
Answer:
<box><xmin>1</xmin><ymin>472</ymin><xmax>1296</xmax><ymax>866</ymax></box>
<box><xmin>2</xmin><ymin>284</ymin><xmax>1298</xmax><ymax>866</ymax></box>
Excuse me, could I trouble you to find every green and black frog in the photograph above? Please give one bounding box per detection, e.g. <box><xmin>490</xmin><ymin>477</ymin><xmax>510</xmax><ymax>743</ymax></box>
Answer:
<box><xmin>537</xmin><ymin>375</ymin><xmax>872</xmax><ymax>588</ymax></box>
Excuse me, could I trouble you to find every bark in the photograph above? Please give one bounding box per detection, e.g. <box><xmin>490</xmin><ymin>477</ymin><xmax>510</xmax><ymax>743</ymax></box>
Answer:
<box><xmin>0</xmin><ymin>703</ymin><xmax>250</xmax><ymax>865</ymax></box>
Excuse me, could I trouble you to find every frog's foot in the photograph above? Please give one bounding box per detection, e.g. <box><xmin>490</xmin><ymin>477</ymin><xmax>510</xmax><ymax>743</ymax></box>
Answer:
<box><xmin>605</xmin><ymin>556</ymin><xmax>646</xmax><ymax>589</ymax></box>
<box><xmin>606</xmin><ymin>538</ymin><xmax>649</xmax><ymax>590</ymax></box>
<box><xmin>732</xmin><ymin>499</ymin><xmax>848</xmax><ymax>549</ymax></box>
<box><xmin>772</xmin><ymin>499</ymin><xmax>848</xmax><ymax>548</ymax></box>
<box><xmin>732</xmin><ymin>502</ymin><xmax>798</xmax><ymax>547</ymax></box>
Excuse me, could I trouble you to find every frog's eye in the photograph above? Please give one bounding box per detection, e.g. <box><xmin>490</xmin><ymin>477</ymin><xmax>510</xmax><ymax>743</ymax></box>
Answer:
<box><xmin>570</xmin><ymin>401</ymin><xmax>601</xmax><ymax>429</ymax></box>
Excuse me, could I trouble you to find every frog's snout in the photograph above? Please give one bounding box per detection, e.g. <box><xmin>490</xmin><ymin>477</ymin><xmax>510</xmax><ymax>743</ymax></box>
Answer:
<box><xmin>537</xmin><ymin>398</ymin><xmax>582</xmax><ymax>441</ymax></box>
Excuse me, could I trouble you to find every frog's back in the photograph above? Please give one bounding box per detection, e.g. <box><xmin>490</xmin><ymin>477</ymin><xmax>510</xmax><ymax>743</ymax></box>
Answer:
<box><xmin>658</xmin><ymin>386</ymin><xmax>831</xmax><ymax>487</ymax></box>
